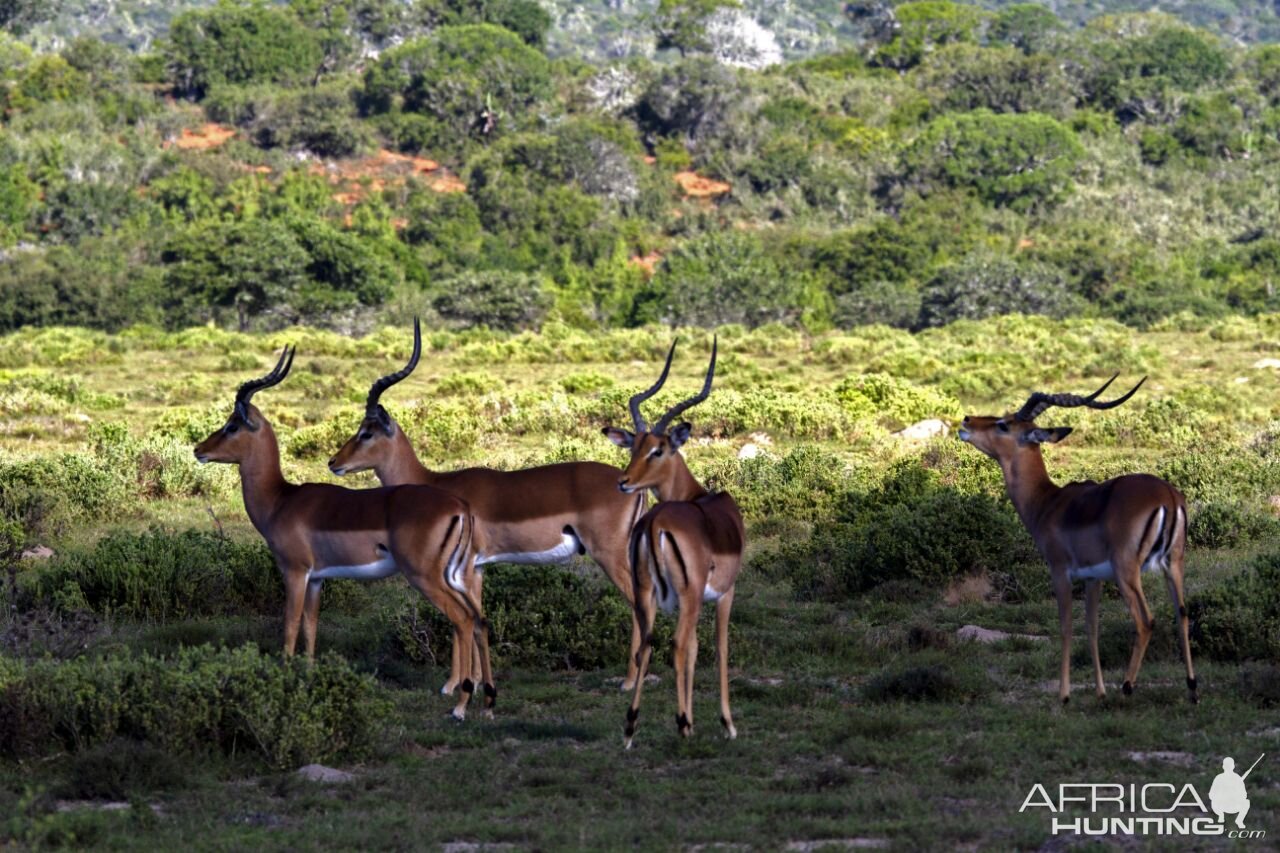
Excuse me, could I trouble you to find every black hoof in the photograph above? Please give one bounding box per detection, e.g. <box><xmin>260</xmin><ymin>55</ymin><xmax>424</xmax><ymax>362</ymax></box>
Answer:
<box><xmin>676</xmin><ymin>712</ymin><xmax>691</xmax><ymax>735</ymax></box>
<box><xmin>1061</xmin><ymin>696</ymin><xmax>1069</xmax><ymax>706</ymax></box>
<box><xmin>1122</xmin><ymin>681</ymin><xmax>1133</xmax><ymax>696</ymax></box>
<box><xmin>483</xmin><ymin>682</ymin><xmax>497</xmax><ymax>708</ymax></box>
<box><xmin>1186</xmin><ymin>676</ymin><xmax>1197</xmax><ymax>692</ymax></box>
<box><xmin>720</xmin><ymin>715</ymin><xmax>730</xmax><ymax>731</ymax></box>
<box><xmin>461</xmin><ymin>678</ymin><xmax>474</xmax><ymax>695</ymax></box>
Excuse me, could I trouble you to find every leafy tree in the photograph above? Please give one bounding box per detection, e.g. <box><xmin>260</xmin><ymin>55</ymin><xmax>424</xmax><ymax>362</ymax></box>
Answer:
<box><xmin>917</xmin><ymin>252</ymin><xmax>1080</xmax><ymax>328</ymax></box>
<box><xmin>166</xmin><ymin>0</ymin><xmax>323</xmax><ymax>99</ymax></box>
<box><xmin>360</xmin><ymin>24</ymin><xmax>552</xmax><ymax>152</ymax></box>
<box><xmin>989</xmin><ymin>4</ymin><xmax>1063</xmax><ymax>54</ymax></box>
<box><xmin>0</xmin><ymin>164</ymin><xmax>37</xmax><ymax>244</ymax></box>
<box><xmin>652</xmin><ymin>0</ymin><xmax>740</xmax><ymax>57</ymax></box>
<box><xmin>432</xmin><ymin>270</ymin><xmax>551</xmax><ymax>330</ymax></box>
<box><xmin>633</xmin><ymin>58</ymin><xmax>754</xmax><ymax>152</ymax></box>
<box><xmin>914</xmin><ymin>44</ymin><xmax>1075</xmax><ymax>117</ymax></box>
<box><xmin>901</xmin><ymin>110</ymin><xmax>1084</xmax><ymax>210</ymax></box>
<box><xmin>652</xmin><ymin>230</ymin><xmax>814</xmax><ymax>328</ymax></box>
<box><xmin>873</xmin><ymin>1</ymin><xmax>982</xmax><ymax>71</ymax></box>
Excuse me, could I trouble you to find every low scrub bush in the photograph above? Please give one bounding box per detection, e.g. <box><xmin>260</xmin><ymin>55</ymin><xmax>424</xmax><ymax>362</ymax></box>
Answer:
<box><xmin>22</xmin><ymin>528</ymin><xmax>280</xmax><ymax>620</ymax></box>
<box><xmin>1189</xmin><ymin>551</ymin><xmax>1280</xmax><ymax>662</ymax></box>
<box><xmin>0</xmin><ymin>644</ymin><xmax>388</xmax><ymax>769</ymax></box>
<box><xmin>862</xmin><ymin>661</ymin><xmax>991</xmax><ymax>703</ymax></box>
<box><xmin>395</xmin><ymin>564</ymin><xmax>652</xmax><ymax>671</ymax></box>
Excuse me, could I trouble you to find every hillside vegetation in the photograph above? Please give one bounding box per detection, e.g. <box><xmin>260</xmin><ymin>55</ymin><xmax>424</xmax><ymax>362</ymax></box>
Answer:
<box><xmin>3</xmin><ymin>1</ymin><xmax>1280</xmax><ymax>335</ymax></box>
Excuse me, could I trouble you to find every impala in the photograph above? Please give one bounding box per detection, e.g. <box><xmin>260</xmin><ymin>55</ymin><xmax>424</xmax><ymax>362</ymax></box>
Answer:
<box><xmin>193</xmin><ymin>346</ymin><xmax>493</xmax><ymax>719</ymax></box>
<box><xmin>328</xmin><ymin>319</ymin><xmax>649</xmax><ymax>695</ymax></box>
<box><xmin>603</xmin><ymin>339</ymin><xmax>745</xmax><ymax>748</ymax></box>
<box><xmin>958</xmin><ymin>375</ymin><xmax>1197</xmax><ymax>705</ymax></box>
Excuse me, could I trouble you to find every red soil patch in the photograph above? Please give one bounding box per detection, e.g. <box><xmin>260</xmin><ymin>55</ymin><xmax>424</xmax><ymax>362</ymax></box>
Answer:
<box><xmin>166</xmin><ymin>123</ymin><xmax>237</xmax><ymax>151</ymax></box>
<box><xmin>629</xmin><ymin>251</ymin><xmax>663</xmax><ymax>277</ymax></box>
<box><xmin>674</xmin><ymin>170</ymin><xmax>731</xmax><ymax>198</ymax></box>
<box><xmin>315</xmin><ymin>148</ymin><xmax>466</xmax><ymax>208</ymax></box>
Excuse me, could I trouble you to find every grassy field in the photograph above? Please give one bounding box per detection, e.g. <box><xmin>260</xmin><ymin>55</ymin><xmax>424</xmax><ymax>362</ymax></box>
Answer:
<box><xmin>1</xmin><ymin>318</ymin><xmax>1279</xmax><ymax>850</ymax></box>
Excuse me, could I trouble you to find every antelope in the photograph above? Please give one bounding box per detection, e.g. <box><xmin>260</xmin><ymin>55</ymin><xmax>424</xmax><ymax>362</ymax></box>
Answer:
<box><xmin>327</xmin><ymin>319</ymin><xmax>649</xmax><ymax>696</ymax></box>
<box><xmin>193</xmin><ymin>346</ymin><xmax>493</xmax><ymax>720</ymax></box>
<box><xmin>957</xmin><ymin>376</ymin><xmax>1197</xmax><ymax>705</ymax></box>
<box><xmin>602</xmin><ymin>339</ymin><xmax>745</xmax><ymax>748</ymax></box>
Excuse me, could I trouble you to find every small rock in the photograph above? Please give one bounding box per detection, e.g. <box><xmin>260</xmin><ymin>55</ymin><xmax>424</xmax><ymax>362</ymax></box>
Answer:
<box><xmin>20</xmin><ymin>544</ymin><xmax>54</xmax><ymax>560</ymax></box>
<box><xmin>1253</xmin><ymin>358</ymin><xmax>1280</xmax><ymax>369</ymax></box>
<box><xmin>893</xmin><ymin>419</ymin><xmax>949</xmax><ymax>441</ymax></box>
<box><xmin>296</xmin><ymin>764</ymin><xmax>355</xmax><ymax>783</ymax></box>
<box><xmin>748</xmin><ymin>432</ymin><xmax>773</xmax><ymax>446</ymax></box>
<box><xmin>784</xmin><ymin>841</ymin><xmax>889</xmax><ymax>851</ymax></box>
<box><xmin>737</xmin><ymin>443</ymin><xmax>760</xmax><ymax>460</ymax></box>
<box><xmin>956</xmin><ymin>624</ymin><xmax>1047</xmax><ymax>644</ymax></box>
<box><xmin>1235</xmin><ymin>376</ymin><xmax>1250</xmax><ymax>384</ymax></box>
<box><xmin>1127</xmin><ymin>751</ymin><xmax>1195</xmax><ymax>767</ymax></box>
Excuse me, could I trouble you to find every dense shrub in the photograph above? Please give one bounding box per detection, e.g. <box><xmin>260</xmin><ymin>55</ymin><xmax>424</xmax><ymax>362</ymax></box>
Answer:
<box><xmin>862</xmin><ymin>661</ymin><xmax>991</xmax><ymax>702</ymax></box>
<box><xmin>0</xmin><ymin>644</ymin><xmax>388</xmax><ymax>768</ymax></box>
<box><xmin>395</xmin><ymin>564</ymin><xmax>642</xmax><ymax>670</ymax></box>
<box><xmin>21</xmin><ymin>528</ymin><xmax>280</xmax><ymax>620</ymax></box>
<box><xmin>1189</xmin><ymin>552</ymin><xmax>1280</xmax><ymax>661</ymax></box>
<box><xmin>432</xmin><ymin>270</ymin><xmax>552</xmax><ymax>332</ymax></box>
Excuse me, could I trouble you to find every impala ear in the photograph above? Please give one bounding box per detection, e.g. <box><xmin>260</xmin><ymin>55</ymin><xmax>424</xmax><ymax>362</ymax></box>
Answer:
<box><xmin>373</xmin><ymin>405</ymin><xmax>394</xmax><ymax>436</ymax></box>
<box><xmin>668</xmin><ymin>422</ymin><xmax>693</xmax><ymax>450</ymax></box>
<box><xmin>1025</xmin><ymin>426</ymin><xmax>1073</xmax><ymax>444</ymax></box>
<box><xmin>234</xmin><ymin>401</ymin><xmax>259</xmax><ymax>431</ymax></box>
<box><xmin>603</xmin><ymin>427</ymin><xmax>634</xmax><ymax>448</ymax></box>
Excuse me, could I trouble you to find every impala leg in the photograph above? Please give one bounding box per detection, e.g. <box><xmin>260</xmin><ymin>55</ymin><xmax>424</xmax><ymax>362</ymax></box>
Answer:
<box><xmin>715</xmin><ymin>587</ymin><xmax>736</xmax><ymax>739</ymax></box>
<box><xmin>1084</xmin><ymin>579</ymin><xmax>1105</xmax><ymax>699</ymax></box>
<box><xmin>457</xmin><ymin>559</ymin><xmax>496</xmax><ymax>716</ymax></box>
<box><xmin>404</xmin><ymin>572</ymin><xmax>476</xmax><ymax>720</ymax></box>
<box><xmin>282</xmin><ymin>568</ymin><xmax>309</xmax><ymax>658</ymax></box>
<box><xmin>302</xmin><ymin>578</ymin><xmax>323</xmax><ymax>661</ymax></box>
<box><xmin>1164</xmin><ymin>557</ymin><xmax>1197</xmax><ymax>703</ymax></box>
<box><xmin>1115</xmin><ymin>570</ymin><xmax>1154</xmax><ymax>696</ymax></box>
<box><xmin>1052</xmin><ymin>573</ymin><xmax>1073</xmax><ymax>704</ymax></box>
<box><xmin>592</xmin><ymin>545</ymin><xmax>642</xmax><ymax>692</ymax></box>
<box><xmin>442</xmin><ymin>633</ymin><xmax>461</xmax><ymax>696</ymax></box>
<box><xmin>624</xmin><ymin>591</ymin><xmax>658</xmax><ymax>750</ymax></box>
<box><xmin>673</xmin><ymin>599</ymin><xmax>701</xmax><ymax>738</ymax></box>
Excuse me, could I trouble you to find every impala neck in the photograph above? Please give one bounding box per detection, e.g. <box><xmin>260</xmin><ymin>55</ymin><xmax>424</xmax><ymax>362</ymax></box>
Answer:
<box><xmin>374</xmin><ymin>426</ymin><xmax>437</xmax><ymax>487</ymax></box>
<box><xmin>239</xmin><ymin>423</ymin><xmax>289</xmax><ymax>534</ymax></box>
<box><xmin>655</xmin><ymin>456</ymin><xmax>708</xmax><ymax>503</ymax></box>
<box><xmin>997</xmin><ymin>448</ymin><xmax>1060</xmax><ymax>533</ymax></box>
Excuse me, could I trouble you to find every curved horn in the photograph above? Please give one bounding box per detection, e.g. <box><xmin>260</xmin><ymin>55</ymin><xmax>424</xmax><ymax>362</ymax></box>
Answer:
<box><xmin>1014</xmin><ymin>374</ymin><xmax>1145</xmax><ymax>422</ymax></box>
<box><xmin>629</xmin><ymin>340</ymin><xmax>677</xmax><ymax>432</ymax></box>
<box><xmin>367</xmin><ymin>317</ymin><xmax>421</xmax><ymax>415</ymax></box>
<box><xmin>654</xmin><ymin>336</ymin><xmax>717</xmax><ymax>435</ymax></box>
<box><xmin>236</xmin><ymin>345</ymin><xmax>295</xmax><ymax>408</ymax></box>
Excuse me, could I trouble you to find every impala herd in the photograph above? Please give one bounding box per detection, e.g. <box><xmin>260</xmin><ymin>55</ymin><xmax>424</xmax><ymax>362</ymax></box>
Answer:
<box><xmin>194</xmin><ymin>323</ymin><xmax>1198</xmax><ymax>746</ymax></box>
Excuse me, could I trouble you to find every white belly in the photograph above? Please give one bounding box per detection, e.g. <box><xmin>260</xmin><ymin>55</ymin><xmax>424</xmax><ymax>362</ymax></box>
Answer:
<box><xmin>476</xmin><ymin>532</ymin><xmax>581</xmax><ymax>567</ymax></box>
<box><xmin>309</xmin><ymin>554</ymin><xmax>397</xmax><ymax>582</ymax></box>
<box><xmin>702</xmin><ymin>584</ymin><xmax>725</xmax><ymax>603</ymax></box>
<box><xmin>1067</xmin><ymin>559</ymin><xmax>1161</xmax><ymax>583</ymax></box>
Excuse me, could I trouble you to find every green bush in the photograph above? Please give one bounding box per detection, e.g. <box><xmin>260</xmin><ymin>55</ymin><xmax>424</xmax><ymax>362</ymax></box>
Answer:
<box><xmin>21</xmin><ymin>528</ymin><xmax>280</xmax><ymax>621</ymax></box>
<box><xmin>1189</xmin><ymin>551</ymin><xmax>1280</xmax><ymax>661</ymax></box>
<box><xmin>0</xmin><ymin>644</ymin><xmax>388</xmax><ymax>769</ymax></box>
<box><xmin>395</xmin><ymin>564</ymin><xmax>642</xmax><ymax>671</ymax></box>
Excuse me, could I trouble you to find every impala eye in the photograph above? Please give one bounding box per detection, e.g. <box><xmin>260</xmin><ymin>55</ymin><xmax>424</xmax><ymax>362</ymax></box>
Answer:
<box><xmin>226</xmin><ymin>422</ymin><xmax>239</xmax><ymax>435</ymax></box>
<box><xmin>649</xmin><ymin>447</ymin><xmax>663</xmax><ymax>459</ymax></box>
<box><xmin>997</xmin><ymin>421</ymin><xmax>1010</xmax><ymax>433</ymax></box>
<box><xmin>359</xmin><ymin>431</ymin><xmax>373</xmax><ymax>441</ymax></box>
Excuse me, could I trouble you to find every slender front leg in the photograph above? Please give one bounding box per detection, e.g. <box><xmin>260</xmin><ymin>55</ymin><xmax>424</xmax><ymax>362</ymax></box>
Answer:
<box><xmin>302</xmin><ymin>578</ymin><xmax>323</xmax><ymax>660</ymax></box>
<box><xmin>1084</xmin><ymin>579</ymin><xmax>1104</xmax><ymax>698</ymax></box>
<box><xmin>282</xmin><ymin>568</ymin><xmax>309</xmax><ymax>657</ymax></box>
<box><xmin>1052</xmin><ymin>571</ymin><xmax>1073</xmax><ymax>704</ymax></box>
<box><xmin>442</xmin><ymin>632</ymin><xmax>461</xmax><ymax>696</ymax></box>
<box><xmin>715</xmin><ymin>587</ymin><xmax>736</xmax><ymax>739</ymax></box>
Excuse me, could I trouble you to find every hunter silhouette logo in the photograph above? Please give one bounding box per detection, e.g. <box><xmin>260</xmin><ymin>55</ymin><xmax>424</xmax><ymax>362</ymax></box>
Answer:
<box><xmin>1210</xmin><ymin>754</ymin><xmax>1264</xmax><ymax>829</ymax></box>
<box><xmin>1020</xmin><ymin>753</ymin><xmax>1267</xmax><ymax>839</ymax></box>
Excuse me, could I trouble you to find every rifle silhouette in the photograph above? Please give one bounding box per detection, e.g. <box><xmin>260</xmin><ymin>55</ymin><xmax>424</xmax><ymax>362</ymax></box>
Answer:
<box><xmin>1241</xmin><ymin>753</ymin><xmax>1265</xmax><ymax>781</ymax></box>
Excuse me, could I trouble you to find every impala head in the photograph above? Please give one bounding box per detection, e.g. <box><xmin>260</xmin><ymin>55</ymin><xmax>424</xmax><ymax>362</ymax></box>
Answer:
<box><xmin>194</xmin><ymin>345</ymin><xmax>295</xmax><ymax>464</ymax></box>
<box><xmin>329</xmin><ymin>318</ymin><xmax>421</xmax><ymax>476</ymax></box>
<box><xmin>603</xmin><ymin>338</ymin><xmax>716</xmax><ymax>494</ymax></box>
<box><xmin>957</xmin><ymin>374</ymin><xmax>1146</xmax><ymax>460</ymax></box>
